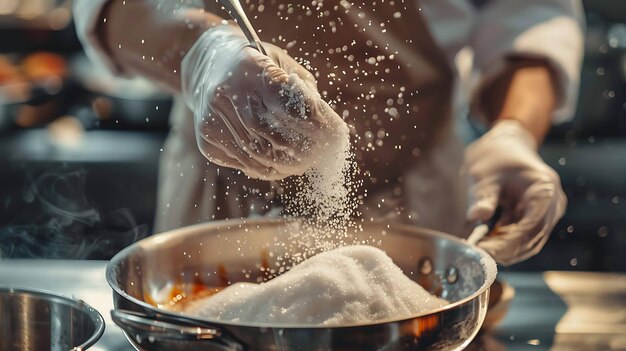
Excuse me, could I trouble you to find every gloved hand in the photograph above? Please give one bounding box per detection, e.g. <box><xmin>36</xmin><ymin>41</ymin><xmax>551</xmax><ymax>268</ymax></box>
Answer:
<box><xmin>465</xmin><ymin>120</ymin><xmax>567</xmax><ymax>265</ymax></box>
<box><xmin>181</xmin><ymin>24</ymin><xmax>348</xmax><ymax>180</ymax></box>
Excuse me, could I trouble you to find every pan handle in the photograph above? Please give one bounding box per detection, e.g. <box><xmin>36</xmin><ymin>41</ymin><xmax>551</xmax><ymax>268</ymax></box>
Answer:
<box><xmin>466</xmin><ymin>207</ymin><xmax>502</xmax><ymax>246</ymax></box>
<box><xmin>111</xmin><ymin>309</ymin><xmax>243</xmax><ymax>348</ymax></box>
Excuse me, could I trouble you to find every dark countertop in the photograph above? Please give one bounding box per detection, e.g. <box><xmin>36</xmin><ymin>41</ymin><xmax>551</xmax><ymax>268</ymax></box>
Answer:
<box><xmin>2</xmin><ymin>260</ymin><xmax>625</xmax><ymax>350</ymax></box>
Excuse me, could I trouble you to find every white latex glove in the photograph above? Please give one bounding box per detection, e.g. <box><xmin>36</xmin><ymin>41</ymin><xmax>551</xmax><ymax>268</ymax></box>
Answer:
<box><xmin>465</xmin><ymin>120</ymin><xmax>567</xmax><ymax>265</ymax></box>
<box><xmin>181</xmin><ymin>24</ymin><xmax>348</xmax><ymax>180</ymax></box>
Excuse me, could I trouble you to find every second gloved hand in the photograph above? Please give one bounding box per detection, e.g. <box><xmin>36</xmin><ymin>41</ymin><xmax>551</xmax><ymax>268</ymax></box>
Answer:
<box><xmin>181</xmin><ymin>24</ymin><xmax>348</xmax><ymax>180</ymax></box>
<box><xmin>465</xmin><ymin>120</ymin><xmax>567</xmax><ymax>265</ymax></box>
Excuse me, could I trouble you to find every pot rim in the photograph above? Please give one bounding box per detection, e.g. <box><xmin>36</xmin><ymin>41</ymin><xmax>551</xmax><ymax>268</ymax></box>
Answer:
<box><xmin>0</xmin><ymin>286</ymin><xmax>106</xmax><ymax>349</ymax></box>
<box><xmin>106</xmin><ymin>218</ymin><xmax>497</xmax><ymax>329</ymax></box>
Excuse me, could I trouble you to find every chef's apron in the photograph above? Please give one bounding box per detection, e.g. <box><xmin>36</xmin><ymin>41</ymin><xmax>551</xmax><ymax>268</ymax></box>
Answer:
<box><xmin>154</xmin><ymin>0</ymin><xmax>467</xmax><ymax>237</ymax></box>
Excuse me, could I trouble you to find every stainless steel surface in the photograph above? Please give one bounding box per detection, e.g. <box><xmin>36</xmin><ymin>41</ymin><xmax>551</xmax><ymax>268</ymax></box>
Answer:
<box><xmin>0</xmin><ymin>260</ymin><xmax>625</xmax><ymax>350</ymax></box>
<box><xmin>218</xmin><ymin>0</ymin><xmax>268</xmax><ymax>55</ymax></box>
<box><xmin>474</xmin><ymin>272</ymin><xmax>626</xmax><ymax>351</ymax></box>
<box><xmin>0</xmin><ymin>286</ymin><xmax>105</xmax><ymax>351</ymax></box>
<box><xmin>106</xmin><ymin>219</ymin><xmax>496</xmax><ymax>351</ymax></box>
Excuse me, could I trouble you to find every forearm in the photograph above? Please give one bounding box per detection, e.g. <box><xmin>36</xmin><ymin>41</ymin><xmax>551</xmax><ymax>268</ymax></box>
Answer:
<box><xmin>96</xmin><ymin>0</ymin><xmax>226</xmax><ymax>91</ymax></box>
<box><xmin>480</xmin><ymin>58</ymin><xmax>558</xmax><ymax>145</ymax></box>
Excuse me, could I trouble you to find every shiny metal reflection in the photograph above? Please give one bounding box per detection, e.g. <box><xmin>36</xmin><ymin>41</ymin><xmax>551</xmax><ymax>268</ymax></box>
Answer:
<box><xmin>419</xmin><ymin>258</ymin><xmax>433</xmax><ymax>275</ymax></box>
<box><xmin>446</xmin><ymin>266</ymin><xmax>459</xmax><ymax>284</ymax></box>
<box><xmin>0</xmin><ymin>287</ymin><xmax>105</xmax><ymax>351</ymax></box>
<box><xmin>107</xmin><ymin>219</ymin><xmax>496</xmax><ymax>351</ymax></box>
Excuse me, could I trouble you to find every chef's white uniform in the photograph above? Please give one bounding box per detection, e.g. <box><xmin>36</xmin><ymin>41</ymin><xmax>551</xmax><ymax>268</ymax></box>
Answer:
<box><xmin>73</xmin><ymin>0</ymin><xmax>584</xmax><ymax>235</ymax></box>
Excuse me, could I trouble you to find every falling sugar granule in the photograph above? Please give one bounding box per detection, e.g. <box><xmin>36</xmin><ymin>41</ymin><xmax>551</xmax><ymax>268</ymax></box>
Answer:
<box><xmin>275</xmin><ymin>75</ymin><xmax>362</xmax><ymax>259</ymax></box>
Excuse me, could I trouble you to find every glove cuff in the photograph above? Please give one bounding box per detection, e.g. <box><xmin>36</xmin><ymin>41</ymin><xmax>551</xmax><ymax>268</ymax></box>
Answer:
<box><xmin>488</xmin><ymin>119</ymin><xmax>538</xmax><ymax>151</ymax></box>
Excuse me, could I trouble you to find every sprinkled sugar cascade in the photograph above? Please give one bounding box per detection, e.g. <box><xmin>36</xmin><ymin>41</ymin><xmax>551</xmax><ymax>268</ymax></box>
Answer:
<box><xmin>275</xmin><ymin>75</ymin><xmax>363</xmax><ymax>261</ymax></box>
<box><xmin>280</xmin><ymin>129</ymin><xmax>360</xmax><ymax>253</ymax></box>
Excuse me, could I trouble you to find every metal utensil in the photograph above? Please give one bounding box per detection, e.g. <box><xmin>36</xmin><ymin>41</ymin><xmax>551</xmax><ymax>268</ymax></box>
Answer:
<box><xmin>107</xmin><ymin>218</ymin><xmax>497</xmax><ymax>351</ymax></box>
<box><xmin>467</xmin><ymin>207</ymin><xmax>502</xmax><ymax>246</ymax></box>
<box><xmin>467</xmin><ymin>223</ymin><xmax>490</xmax><ymax>246</ymax></box>
<box><xmin>218</xmin><ymin>0</ymin><xmax>268</xmax><ymax>55</ymax></box>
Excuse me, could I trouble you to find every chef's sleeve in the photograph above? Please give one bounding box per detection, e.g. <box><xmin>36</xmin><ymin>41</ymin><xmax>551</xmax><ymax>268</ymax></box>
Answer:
<box><xmin>469</xmin><ymin>0</ymin><xmax>585</xmax><ymax>124</ymax></box>
<box><xmin>73</xmin><ymin>0</ymin><xmax>125</xmax><ymax>75</ymax></box>
<box><xmin>73</xmin><ymin>0</ymin><xmax>205</xmax><ymax>76</ymax></box>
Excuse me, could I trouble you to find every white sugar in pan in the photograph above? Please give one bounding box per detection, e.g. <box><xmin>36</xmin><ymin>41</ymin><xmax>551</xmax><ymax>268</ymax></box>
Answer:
<box><xmin>177</xmin><ymin>245</ymin><xmax>448</xmax><ymax>325</ymax></box>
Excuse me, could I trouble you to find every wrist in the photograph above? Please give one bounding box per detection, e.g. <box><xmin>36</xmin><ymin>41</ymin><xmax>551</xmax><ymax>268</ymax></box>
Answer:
<box><xmin>180</xmin><ymin>24</ymin><xmax>249</xmax><ymax>109</ymax></box>
<box><xmin>492</xmin><ymin>112</ymin><xmax>551</xmax><ymax>146</ymax></box>
<box><xmin>488</xmin><ymin>119</ymin><xmax>538</xmax><ymax>151</ymax></box>
<box><xmin>480</xmin><ymin>59</ymin><xmax>556</xmax><ymax>145</ymax></box>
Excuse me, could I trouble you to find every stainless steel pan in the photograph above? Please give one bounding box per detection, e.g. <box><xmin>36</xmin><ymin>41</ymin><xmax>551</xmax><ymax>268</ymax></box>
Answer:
<box><xmin>107</xmin><ymin>219</ymin><xmax>496</xmax><ymax>350</ymax></box>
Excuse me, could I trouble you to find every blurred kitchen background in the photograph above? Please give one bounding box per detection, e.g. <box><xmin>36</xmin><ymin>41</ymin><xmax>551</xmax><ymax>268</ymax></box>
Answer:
<box><xmin>0</xmin><ymin>0</ymin><xmax>624</xmax><ymax>270</ymax></box>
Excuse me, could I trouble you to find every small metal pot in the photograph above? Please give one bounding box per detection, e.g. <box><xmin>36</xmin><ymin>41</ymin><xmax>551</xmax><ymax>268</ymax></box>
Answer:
<box><xmin>0</xmin><ymin>287</ymin><xmax>105</xmax><ymax>351</ymax></box>
<box><xmin>107</xmin><ymin>219</ymin><xmax>497</xmax><ymax>351</ymax></box>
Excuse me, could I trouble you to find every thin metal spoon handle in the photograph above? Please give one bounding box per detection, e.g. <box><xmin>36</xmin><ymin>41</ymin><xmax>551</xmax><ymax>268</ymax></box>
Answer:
<box><xmin>218</xmin><ymin>0</ymin><xmax>268</xmax><ymax>56</ymax></box>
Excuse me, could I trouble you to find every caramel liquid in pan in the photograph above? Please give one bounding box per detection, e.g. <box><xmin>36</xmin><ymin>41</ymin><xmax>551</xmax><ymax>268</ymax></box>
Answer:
<box><xmin>160</xmin><ymin>285</ymin><xmax>225</xmax><ymax>312</ymax></box>
<box><xmin>148</xmin><ymin>255</ymin><xmax>273</xmax><ymax>312</ymax></box>
<box><xmin>148</xmin><ymin>265</ymin><xmax>235</xmax><ymax>312</ymax></box>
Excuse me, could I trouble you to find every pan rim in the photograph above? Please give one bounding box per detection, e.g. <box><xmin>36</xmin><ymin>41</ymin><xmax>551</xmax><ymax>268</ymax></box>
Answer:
<box><xmin>106</xmin><ymin>218</ymin><xmax>497</xmax><ymax>329</ymax></box>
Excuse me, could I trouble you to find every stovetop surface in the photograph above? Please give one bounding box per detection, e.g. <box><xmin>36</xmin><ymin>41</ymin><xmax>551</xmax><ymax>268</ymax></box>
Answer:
<box><xmin>1</xmin><ymin>260</ymin><xmax>625</xmax><ymax>351</ymax></box>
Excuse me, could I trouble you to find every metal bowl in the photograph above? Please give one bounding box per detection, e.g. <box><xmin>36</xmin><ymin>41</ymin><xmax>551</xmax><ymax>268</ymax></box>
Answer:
<box><xmin>107</xmin><ymin>219</ymin><xmax>497</xmax><ymax>351</ymax></box>
<box><xmin>0</xmin><ymin>287</ymin><xmax>105</xmax><ymax>350</ymax></box>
